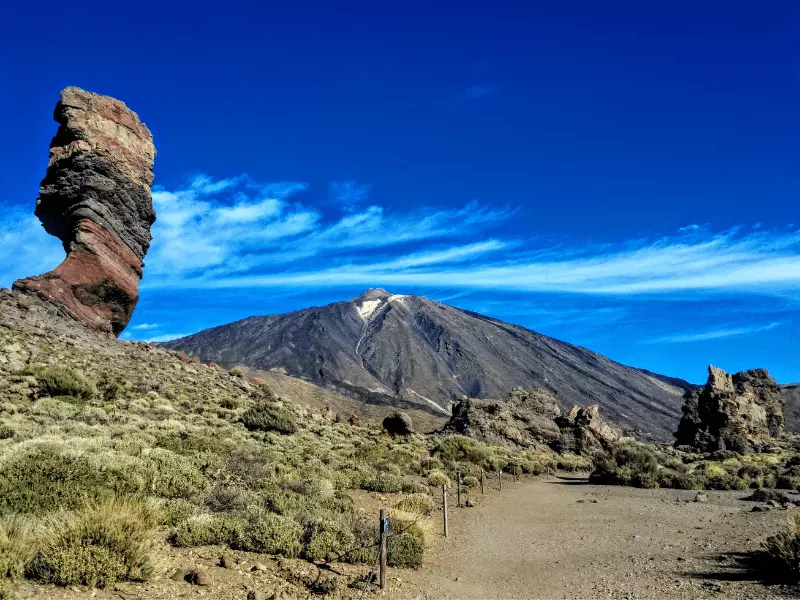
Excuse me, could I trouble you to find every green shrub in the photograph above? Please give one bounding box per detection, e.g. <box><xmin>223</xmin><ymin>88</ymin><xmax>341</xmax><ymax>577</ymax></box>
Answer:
<box><xmin>154</xmin><ymin>498</ymin><xmax>199</xmax><ymax>527</ymax></box>
<box><xmin>302</xmin><ymin>517</ymin><xmax>356</xmax><ymax>562</ymax></box>
<box><xmin>777</xmin><ymin>475</ymin><xmax>800</xmax><ymax>490</ymax></box>
<box><xmin>0</xmin><ymin>515</ymin><xmax>36</xmax><ymax>581</ymax></box>
<box><xmin>240</xmin><ymin>402</ymin><xmax>297</xmax><ymax>435</ymax></box>
<box><xmin>170</xmin><ymin>515</ymin><xmax>241</xmax><ymax>547</ymax></box>
<box><xmin>426</xmin><ymin>469</ymin><xmax>449</xmax><ymax>487</ymax></box>
<box><xmin>394</xmin><ymin>494</ymin><xmax>435</xmax><ymax>514</ymax></box>
<box><xmin>0</xmin><ymin>444</ymin><xmax>135</xmax><ymax>514</ymax></box>
<box><xmin>21</xmin><ymin>366</ymin><xmax>96</xmax><ymax>401</ymax></box>
<box><xmin>26</xmin><ymin>499</ymin><xmax>157</xmax><ymax>588</ymax></box>
<box><xmin>632</xmin><ymin>471</ymin><xmax>659</xmax><ymax>489</ymax></box>
<box><xmin>762</xmin><ymin>517</ymin><xmax>800</xmax><ymax>581</ymax></box>
<box><xmin>0</xmin><ymin>426</ymin><xmax>13</xmax><ymax>441</ymax></box>
<box><xmin>232</xmin><ymin>510</ymin><xmax>303</xmax><ymax>557</ymax></box>
<box><xmin>229</xmin><ymin>368</ymin><xmax>244</xmax><ymax>378</ymax></box>
<box><xmin>361</xmin><ymin>472</ymin><xmax>404</xmax><ymax>493</ymax></box>
<box><xmin>387</xmin><ymin>533</ymin><xmax>424</xmax><ymax>568</ymax></box>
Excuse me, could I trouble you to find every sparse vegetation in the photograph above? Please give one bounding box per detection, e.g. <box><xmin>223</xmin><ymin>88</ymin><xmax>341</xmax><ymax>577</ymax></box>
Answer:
<box><xmin>240</xmin><ymin>401</ymin><xmax>298</xmax><ymax>434</ymax></box>
<box><xmin>762</xmin><ymin>516</ymin><xmax>800</xmax><ymax>581</ymax></box>
<box><xmin>26</xmin><ymin>498</ymin><xmax>157</xmax><ymax>588</ymax></box>
<box><xmin>19</xmin><ymin>365</ymin><xmax>96</xmax><ymax>401</ymax></box>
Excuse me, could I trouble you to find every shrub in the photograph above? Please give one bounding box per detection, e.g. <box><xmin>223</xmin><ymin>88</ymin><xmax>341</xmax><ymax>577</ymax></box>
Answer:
<box><xmin>21</xmin><ymin>366</ymin><xmax>96</xmax><ymax>401</ymax></box>
<box><xmin>395</xmin><ymin>494</ymin><xmax>435</xmax><ymax>514</ymax></box>
<box><xmin>154</xmin><ymin>498</ymin><xmax>199</xmax><ymax>527</ymax></box>
<box><xmin>387</xmin><ymin>533</ymin><xmax>424</xmax><ymax>568</ymax></box>
<box><xmin>462</xmin><ymin>475</ymin><xmax>479</xmax><ymax>489</ymax></box>
<box><xmin>0</xmin><ymin>515</ymin><xmax>36</xmax><ymax>581</ymax></box>
<box><xmin>361</xmin><ymin>472</ymin><xmax>404</xmax><ymax>493</ymax></box>
<box><xmin>762</xmin><ymin>517</ymin><xmax>800</xmax><ymax>581</ymax></box>
<box><xmin>232</xmin><ymin>510</ymin><xmax>303</xmax><ymax>557</ymax></box>
<box><xmin>240</xmin><ymin>402</ymin><xmax>297</xmax><ymax>434</ymax></box>
<box><xmin>631</xmin><ymin>471</ymin><xmax>659</xmax><ymax>489</ymax></box>
<box><xmin>26</xmin><ymin>499</ymin><xmax>157</xmax><ymax>588</ymax></box>
<box><xmin>229</xmin><ymin>368</ymin><xmax>244</xmax><ymax>378</ymax></box>
<box><xmin>0</xmin><ymin>426</ymin><xmax>13</xmax><ymax>441</ymax></box>
<box><xmin>426</xmin><ymin>469</ymin><xmax>449</xmax><ymax>487</ymax></box>
<box><xmin>170</xmin><ymin>515</ymin><xmax>241</xmax><ymax>547</ymax></box>
<box><xmin>302</xmin><ymin>517</ymin><xmax>356</xmax><ymax>562</ymax></box>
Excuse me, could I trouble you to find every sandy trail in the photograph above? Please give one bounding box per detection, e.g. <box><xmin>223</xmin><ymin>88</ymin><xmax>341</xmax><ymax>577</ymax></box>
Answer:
<box><xmin>396</xmin><ymin>476</ymin><xmax>797</xmax><ymax>600</ymax></box>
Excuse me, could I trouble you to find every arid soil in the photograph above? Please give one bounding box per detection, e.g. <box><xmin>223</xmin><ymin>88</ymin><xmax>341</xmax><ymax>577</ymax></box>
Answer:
<box><xmin>10</xmin><ymin>476</ymin><xmax>800</xmax><ymax>599</ymax></box>
<box><xmin>396</xmin><ymin>476</ymin><xmax>799</xmax><ymax>600</ymax></box>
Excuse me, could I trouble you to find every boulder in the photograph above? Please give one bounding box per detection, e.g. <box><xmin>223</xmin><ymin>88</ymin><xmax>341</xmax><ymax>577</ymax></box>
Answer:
<box><xmin>674</xmin><ymin>365</ymin><xmax>784</xmax><ymax>453</ymax></box>
<box><xmin>13</xmin><ymin>87</ymin><xmax>155</xmax><ymax>335</ymax></box>
<box><xmin>383</xmin><ymin>411</ymin><xmax>413</xmax><ymax>436</ymax></box>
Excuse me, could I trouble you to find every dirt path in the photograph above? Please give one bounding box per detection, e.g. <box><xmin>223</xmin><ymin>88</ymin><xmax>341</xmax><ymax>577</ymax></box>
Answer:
<box><xmin>396</xmin><ymin>477</ymin><xmax>799</xmax><ymax>600</ymax></box>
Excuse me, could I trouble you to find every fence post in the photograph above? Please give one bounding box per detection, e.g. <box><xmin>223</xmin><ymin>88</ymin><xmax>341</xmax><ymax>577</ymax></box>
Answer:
<box><xmin>456</xmin><ymin>471</ymin><xmax>461</xmax><ymax>508</ymax></box>
<box><xmin>379</xmin><ymin>508</ymin><xmax>388</xmax><ymax>589</ymax></box>
<box><xmin>514</xmin><ymin>465</ymin><xmax>519</xmax><ymax>482</ymax></box>
<box><xmin>442</xmin><ymin>485</ymin><xmax>449</xmax><ymax>538</ymax></box>
<box><xmin>480</xmin><ymin>470</ymin><xmax>485</xmax><ymax>495</ymax></box>
<box><xmin>498</xmin><ymin>468</ymin><xmax>502</xmax><ymax>490</ymax></box>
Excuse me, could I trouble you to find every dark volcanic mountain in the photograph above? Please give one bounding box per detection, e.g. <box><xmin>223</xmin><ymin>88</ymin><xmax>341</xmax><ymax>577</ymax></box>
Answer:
<box><xmin>165</xmin><ymin>288</ymin><xmax>691</xmax><ymax>440</ymax></box>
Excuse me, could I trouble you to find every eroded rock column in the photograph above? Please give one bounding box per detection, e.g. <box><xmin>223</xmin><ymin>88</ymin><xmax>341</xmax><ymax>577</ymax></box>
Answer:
<box><xmin>14</xmin><ymin>87</ymin><xmax>156</xmax><ymax>335</ymax></box>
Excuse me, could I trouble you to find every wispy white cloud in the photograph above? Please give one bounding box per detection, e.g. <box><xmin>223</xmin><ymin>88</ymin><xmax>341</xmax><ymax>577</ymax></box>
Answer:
<box><xmin>131</xmin><ymin>323</ymin><xmax>160</xmax><ymax>330</ymax></box>
<box><xmin>2</xmin><ymin>175</ymin><xmax>800</xmax><ymax>303</ymax></box>
<box><xmin>642</xmin><ymin>321</ymin><xmax>784</xmax><ymax>344</ymax></box>
<box><xmin>0</xmin><ymin>206</ymin><xmax>64</xmax><ymax>285</ymax></box>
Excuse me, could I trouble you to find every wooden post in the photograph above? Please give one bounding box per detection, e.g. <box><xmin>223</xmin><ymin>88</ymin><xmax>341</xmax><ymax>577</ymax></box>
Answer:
<box><xmin>480</xmin><ymin>471</ymin><xmax>485</xmax><ymax>495</ymax></box>
<box><xmin>379</xmin><ymin>508</ymin><xmax>387</xmax><ymax>589</ymax></box>
<box><xmin>514</xmin><ymin>465</ymin><xmax>519</xmax><ymax>482</ymax></box>
<box><xmin>456</xmin><ymin>471</ymin><xmax>461</xmax><ymax>508</ymax></box>
<box><xmin>498</xmin><ymin>468</ymin><xmax>502</xmax><ymax>490</ymax></box>
<box><xmin>442</xmin><ymin>485</ymin><xmax>449</xmax><ymax>537</ymax></box>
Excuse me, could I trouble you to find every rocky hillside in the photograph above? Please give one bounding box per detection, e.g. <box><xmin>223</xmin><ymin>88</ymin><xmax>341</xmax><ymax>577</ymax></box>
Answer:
<box><xmin>782</xmin><ymin>384</ymin><xmax>800</xmax><ymax>431</ymax></box>
<box><xmin>165</xmin><ymin>288</ymin><xmax>690</xmax><ymax>441</ymax></box>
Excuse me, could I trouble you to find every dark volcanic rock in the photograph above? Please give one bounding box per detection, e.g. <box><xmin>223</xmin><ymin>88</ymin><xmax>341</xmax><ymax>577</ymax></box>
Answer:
<box><xmin>441</xmin><ymin>388</ymin><xmax>621</xmax><ymax>454</ymax></box>
<box><xmin>164</xmin><ymin>289</ymin><xmax>689</xmax><ymax>441</ymax></box>
<box><xmin>674</xmin><ymin>365</ymin><xmax>785</xmax><ymax>453</ymax></box>
<box><xmin>382</xmin><ymin>411</ymin><xmax>413</xmax><ymax>436</ymax></box>
<box><xmin>13</xmin><ymin>87</ymin><xmax>155</xmax><ymax>335</ymax></box>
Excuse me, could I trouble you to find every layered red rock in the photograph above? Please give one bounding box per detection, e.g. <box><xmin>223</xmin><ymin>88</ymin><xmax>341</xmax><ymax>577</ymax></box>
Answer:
<box><xmin>13</xmin><ymin>87</ymin><xmax>155</xmax><ymax>335</ymax></box>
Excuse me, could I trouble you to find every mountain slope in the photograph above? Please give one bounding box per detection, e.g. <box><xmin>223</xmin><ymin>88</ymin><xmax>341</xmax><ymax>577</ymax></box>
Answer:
<box><xmin>165</xmin><ymin>288</ymin><xmax>690</xmax><ymax>440</ymax></box>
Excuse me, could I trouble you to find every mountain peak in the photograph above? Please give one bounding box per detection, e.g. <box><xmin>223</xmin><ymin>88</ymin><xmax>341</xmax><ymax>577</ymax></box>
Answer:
<box><xmin>351</xmin><ymin>288</ymin><xmax>393</xmax><ymax>302</ymax></box>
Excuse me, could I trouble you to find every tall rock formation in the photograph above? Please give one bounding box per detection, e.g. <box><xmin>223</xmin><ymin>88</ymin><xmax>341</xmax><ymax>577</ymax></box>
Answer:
<box><xmin>675</xmin><ymin>365</ymin><xmax>785</xmax><ymax>453</ymax></box>
<box><xmin>13</xmin><ymin>87</ymin><xmax>156</xmax><ymax>335</ymax></box>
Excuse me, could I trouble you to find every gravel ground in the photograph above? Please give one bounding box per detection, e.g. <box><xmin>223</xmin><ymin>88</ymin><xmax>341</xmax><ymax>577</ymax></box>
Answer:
<box><xmin>395</xmin><ymin>476</ymin><xmax>800</xmax><ymax>600</ymax></box>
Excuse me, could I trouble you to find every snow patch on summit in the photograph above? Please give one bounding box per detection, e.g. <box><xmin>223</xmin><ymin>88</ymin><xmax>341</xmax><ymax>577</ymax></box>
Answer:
<box><xmin>357</xmin><ymin>299</ymin><xmax>383</xmax><ymax>320</ymax></box>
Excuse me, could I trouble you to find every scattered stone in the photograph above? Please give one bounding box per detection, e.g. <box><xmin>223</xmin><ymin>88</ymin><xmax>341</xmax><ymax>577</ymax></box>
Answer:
<box><xmin>465</xmin><ymin>498</ymin><xmax>476</xmax><ymax>507</ymax></box>
<box><xmin>12</xmin><ymin>87</ymin><xmax>156</xmax><ymax>336</ymax></box>
<box><xmin>252</xmin><ymin>563</ymin><xmax>268</xmax><ymax>572</ymax></box>
<box><xmin>694</xmin><ymin>492</ymin><xmax>709</xmax><ymax>503</ymax></box>
<box><xmin>348</xmin><ymin>414</ymin><xmax>360</xmax><ymax>426</ymax></box>
<box><xmin>219</xmin><ymin>553</ymin><xmax>233</xmax><ymax>568</ymax></box>
<box><xmin>752</xmin><ymin>505</ymin><xmax>770</xmax><ymax>512</ymax></box>
<box><xmin>171</xmin><ymin>569</ymin><xmax>190</xmax><ymax>582</ymax></box>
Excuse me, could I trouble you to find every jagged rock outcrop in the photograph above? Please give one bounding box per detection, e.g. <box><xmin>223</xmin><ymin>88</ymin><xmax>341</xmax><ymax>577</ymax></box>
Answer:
<box><xmin>13</xmin><ymin>87</ymin><xmax>155</xmax><ymax>335</ymax></box>
<box><xmin>441</xmin><ymin>388</ymin><xmax>621</xmax><ymax>454</ymax></box>
<box><xmin>674</xmin><ymin>365</ymin><xmax>785</xmax><ymax>453</ymax></box>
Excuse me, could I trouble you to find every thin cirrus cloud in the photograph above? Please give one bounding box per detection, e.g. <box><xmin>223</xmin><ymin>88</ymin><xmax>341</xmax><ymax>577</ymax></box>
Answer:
<box><xmin>1</xmin><ymin>174</ymin><xmax>800</xmax><ymax>302</ymax></box>
<box><xmin>641</xmin><ymin>322</ymin><xmax>784</xmax><ymax>344</ymax></box>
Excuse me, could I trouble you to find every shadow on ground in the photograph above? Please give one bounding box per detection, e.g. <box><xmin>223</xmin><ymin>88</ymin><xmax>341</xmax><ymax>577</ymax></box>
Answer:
<box><xmin>685</xmin><ymin>551</ymin><xmax>800</xmax><ymax>594</ymax></box>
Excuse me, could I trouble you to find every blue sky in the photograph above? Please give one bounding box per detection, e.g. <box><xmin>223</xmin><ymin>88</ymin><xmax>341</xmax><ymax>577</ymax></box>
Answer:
<box><xmin>1</xmin><ymin>0</ymin><xmax>799</xmax><ymax>383</ymax></box>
